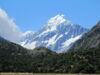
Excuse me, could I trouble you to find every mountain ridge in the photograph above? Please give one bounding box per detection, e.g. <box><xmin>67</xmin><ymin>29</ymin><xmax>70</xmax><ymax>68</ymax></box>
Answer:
<box><xmin>69</xmin><ymin>21</ymin><xmax>100</xmax><ymax>51</ymax></box>
<box><xmin>20</xmin><ymin>14</ymin><xmax>88</xmax><ymax>53</ymax></box>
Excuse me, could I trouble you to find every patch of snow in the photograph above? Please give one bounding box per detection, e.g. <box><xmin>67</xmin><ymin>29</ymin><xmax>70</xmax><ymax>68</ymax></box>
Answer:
<box><xmin>57</xmin><ymin>35</ymin><xmax>82</xmax><ymax>53</ymax></box>
<box><xmin>50</xmin><ymin>26</ymin><xmax>57</xmax><ymax>31</ymax></box>
<box><xmin>44</xmin><ymin>34</ymin><xmax>57</xmax><ymax>46</ymax></box>
<box><xmin>56</xmin><ymin>34</ymin><xmax>63</xmax><ymax>41</ymax></box>
<box><xmin>39</xmin><ymin>27</ymin><xmax>57</xmax><ymax>37</ymax></box>
<box><xmin>19</xmin><ymin>40</ymin><xmax>27</xmax><ymax>46</ymax></box>
<box><xmin>63</xmin><ymin>35</ymin><xmax>82</xmax><ymax>47</ymax></box>
<box><xmin>21</xmin><ymin>41</ymin><xmax>37</xmax><ymax>49</ymax></box>
<box><xmin>47</xmin><ymin>14</ymin><xmax>66</xmax><ymax>26</ymax></box>
<box><xmin>38</xmin><ymin>30</ymin><xmax>50</xmax><ymax>37</ymax></box>
<box><xmin>23</xmin><ymin>31</ymin><xmax>34</xmax><ymax>36</ymax></box>
<box><xmin>65</xmin><ymin>32</ymin><xmax>68</xmax><ymax>35</ymax></box>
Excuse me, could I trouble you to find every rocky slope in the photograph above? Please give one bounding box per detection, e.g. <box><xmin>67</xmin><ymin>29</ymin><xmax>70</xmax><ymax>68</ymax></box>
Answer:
<box><xmin>69</xmin><ymin>21</ymin><xmax>100</xmax><ymax>51</ymax></box>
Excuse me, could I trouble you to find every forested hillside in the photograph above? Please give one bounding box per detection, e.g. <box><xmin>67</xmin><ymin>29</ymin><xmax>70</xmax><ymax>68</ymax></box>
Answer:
<box><xmin>0</xmin><ymin>40</ymin><xmax>100</xmax><ymax>73</ymax></box>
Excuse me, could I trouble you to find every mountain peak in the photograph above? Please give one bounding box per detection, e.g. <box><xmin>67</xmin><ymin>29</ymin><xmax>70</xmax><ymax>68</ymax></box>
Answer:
<box><xmin>19</xmin><ymin>14</ymin><xmax>88</xmax><ymax>53</ymax></box>
<box><xmin>47</xmin><ymin>14</ymin><xmax>72</xmax><ymax>26</ymax></box>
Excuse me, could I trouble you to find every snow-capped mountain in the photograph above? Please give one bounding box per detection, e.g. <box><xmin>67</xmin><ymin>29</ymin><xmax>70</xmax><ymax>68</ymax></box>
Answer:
<box><xmin>20</xmin><ymin>14</ymin><xmax>88</xmax><ymax>53</ymax></box>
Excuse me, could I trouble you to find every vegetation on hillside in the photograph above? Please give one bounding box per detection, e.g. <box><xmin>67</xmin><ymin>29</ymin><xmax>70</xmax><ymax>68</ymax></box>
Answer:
<box><xmin>0</xmin><ymin>40</ymin><xmax>100</xmax><ymax>73</ymax></box>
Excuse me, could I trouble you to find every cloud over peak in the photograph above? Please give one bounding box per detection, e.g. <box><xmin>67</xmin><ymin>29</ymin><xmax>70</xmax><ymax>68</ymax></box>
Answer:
<box><xmin>0</xmin><ymin>8</ymin><xmax>22</xmax><ymax>42</ymax></box>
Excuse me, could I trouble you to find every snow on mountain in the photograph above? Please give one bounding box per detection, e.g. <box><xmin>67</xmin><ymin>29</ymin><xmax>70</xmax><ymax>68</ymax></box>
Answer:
<box><xmin>58</xmin><ymin>35</ymin><xmax>82</xmax><ymax>53</ymax></box>
<box><xmin>47</xmin><ymin>14</ymin><xmax>68</xmax><ymax>26</ymax></box>
<box><xmin>19</xmin><ymin>14</ymin><xmax>88</xmax><ymax>53</ymax></box>
<box><xmin>23</xmin><ymin>31</ymin><xmax>34</xmax><ymax>36</ymax></box>
<box><xmin>20</xmin><ymin>31</ymin><xmax>35</xmax><ymax>44</ymax></box>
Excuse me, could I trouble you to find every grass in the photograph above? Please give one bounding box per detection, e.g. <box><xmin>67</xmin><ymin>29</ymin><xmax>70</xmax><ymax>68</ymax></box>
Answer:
<box><xmin>0</xmin><ymin>73</ymin><xmax>100</xmax><ymax>75</ymax></box>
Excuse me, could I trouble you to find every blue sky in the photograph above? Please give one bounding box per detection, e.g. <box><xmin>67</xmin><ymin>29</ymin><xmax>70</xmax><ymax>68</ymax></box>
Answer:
<box><xmin>0</xmin><ymin>0</ymin><xmax>100</xmax><ymax>32</ymax></box>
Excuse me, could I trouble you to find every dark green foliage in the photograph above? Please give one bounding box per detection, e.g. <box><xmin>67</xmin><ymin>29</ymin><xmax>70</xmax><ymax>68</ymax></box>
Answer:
<box><xmin>29</xmin><ymin>47</ymin><xmax>56</xmax><ymax>59</ymax></box>
<box><xmin>64</xmin><ymin>49</ymin><xmax>100</xmax><ymax>73</ymax></box>
<box><xmin>0</xmin><ymin>40</ymin><xmax>100</xmax><ymax>73</ymax></box>
<box><xmin>0</xmin><ymin>40</ymin><xmax>32</xmax><ymax>72</ymax></box>
<box><xmin>29</xmin><ymin>48</ymin><xmax>100</xmax><ymax>73</ymax></box>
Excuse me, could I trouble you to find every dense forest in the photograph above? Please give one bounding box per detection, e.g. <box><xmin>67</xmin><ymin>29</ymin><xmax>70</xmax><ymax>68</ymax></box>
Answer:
<box><xmin>0</xmin><ymin>40</ymin><xmax>100</xmax><ymax>73</ymax></box>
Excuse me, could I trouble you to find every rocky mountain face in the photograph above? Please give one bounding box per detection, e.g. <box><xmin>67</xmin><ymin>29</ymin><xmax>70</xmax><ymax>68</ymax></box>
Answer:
<box><xmin>20</xmin><ymin>14</ymin><xmax>88</xmax><ymax>53</ymax></box>
<box><xmin>69</xmin><ymin>21</ymin><xmax>100</xmax><ymax>51</ymax></box>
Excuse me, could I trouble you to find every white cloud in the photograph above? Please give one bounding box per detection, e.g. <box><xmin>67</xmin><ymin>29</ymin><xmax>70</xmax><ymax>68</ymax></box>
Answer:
<box><xmin>0</xmin><ymin>8</ymin><xmax>22</xmax><ymax>42</ymax></box>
